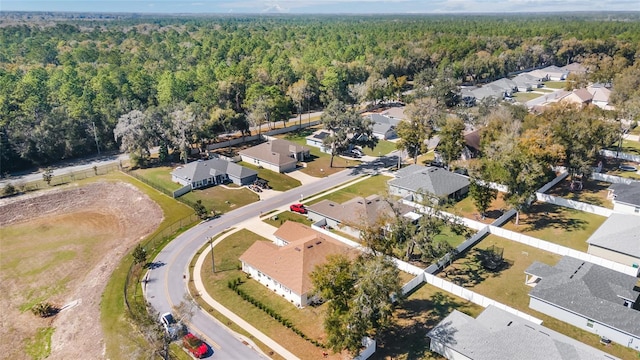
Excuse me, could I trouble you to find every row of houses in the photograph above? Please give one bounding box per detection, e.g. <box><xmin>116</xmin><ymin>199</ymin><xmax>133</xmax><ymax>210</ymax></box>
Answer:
<box><xmin>460</xmin><ymin>63</ymin><xmax>599</xmax><ymax>106</ymax></box>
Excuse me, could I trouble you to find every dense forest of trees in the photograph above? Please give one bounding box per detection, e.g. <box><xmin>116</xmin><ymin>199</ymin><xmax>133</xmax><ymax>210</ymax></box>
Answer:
<box><xmin>1</xmin><ymin>13</ymin><xmax>640</xmax><ymax>172</ymax></box>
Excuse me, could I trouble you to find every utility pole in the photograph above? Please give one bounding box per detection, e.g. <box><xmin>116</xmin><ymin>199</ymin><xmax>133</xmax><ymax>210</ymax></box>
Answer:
<box><xmin>208</xmin><ymin>238</ymin><xmax>215</xmax><ymax>273</ymax></box>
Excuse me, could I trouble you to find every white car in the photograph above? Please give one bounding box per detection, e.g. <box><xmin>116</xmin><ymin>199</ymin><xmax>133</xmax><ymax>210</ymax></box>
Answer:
<box><xmin>160</xmin><ymin>312</ymin><xmax>176</xmax><ymax>334</ymax></box>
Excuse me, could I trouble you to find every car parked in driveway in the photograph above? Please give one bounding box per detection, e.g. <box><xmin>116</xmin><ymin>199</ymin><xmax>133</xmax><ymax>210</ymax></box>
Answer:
<box><xmin>290</xmin><ymin>203</ymin><xmax>307</xmax><ymax>214</ymax></box>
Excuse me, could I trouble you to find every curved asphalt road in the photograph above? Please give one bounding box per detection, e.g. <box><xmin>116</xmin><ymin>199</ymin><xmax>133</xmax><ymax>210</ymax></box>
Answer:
<box><xmin>144</xmin><ymin>164</ymin><xmax>379</xmax><ymax>358</ymax></box>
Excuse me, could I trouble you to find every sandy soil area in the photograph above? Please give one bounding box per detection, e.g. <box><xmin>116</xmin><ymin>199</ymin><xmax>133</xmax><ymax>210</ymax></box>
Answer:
<box><xmin>0</xmin><ymin>181</ymin><xmax>163</xmax><ymax>360</ymax></box>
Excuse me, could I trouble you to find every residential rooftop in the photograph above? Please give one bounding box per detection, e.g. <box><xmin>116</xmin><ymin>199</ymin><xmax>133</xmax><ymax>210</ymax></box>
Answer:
<box><xmin>586</xmin><ymin>213</ymin><xmax>640</xmax><ymax>258</ymax></box>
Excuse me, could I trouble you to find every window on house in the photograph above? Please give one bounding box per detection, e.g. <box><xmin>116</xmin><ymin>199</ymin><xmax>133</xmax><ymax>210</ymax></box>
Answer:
<box><xmin>587</xmin><ymin>319</ymin><xmax>594</xmax><ymax>328</ymax></box>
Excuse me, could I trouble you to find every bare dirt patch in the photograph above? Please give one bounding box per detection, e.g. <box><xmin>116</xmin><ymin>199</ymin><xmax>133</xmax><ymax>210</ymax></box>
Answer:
<box><xmin>0</xmin><ymin>181</ymin><xmax>163</xmax><ymax>360</ymax></box>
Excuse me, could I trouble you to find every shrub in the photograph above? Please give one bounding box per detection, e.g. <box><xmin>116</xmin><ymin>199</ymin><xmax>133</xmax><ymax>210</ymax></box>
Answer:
<box><xmin>31</xmin><ymin>302</ymin><xmax>58</xmax><ymax>318</ymax></box>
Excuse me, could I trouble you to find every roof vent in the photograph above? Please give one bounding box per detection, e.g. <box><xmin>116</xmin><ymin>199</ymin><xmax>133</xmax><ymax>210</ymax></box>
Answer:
<box><xmin>294</xmin><ymin>247</ymin><xmax>301</xmax><ymax>251</ymax></box>
<box><xmin>315</xmin><ymin>241</ymin><xmax>322</xmax><ymax>245</ymax></box>
<box><xmin>306</xmin><ymin>245</ymin><xmax>313</xmax><ymax>249</ymax></box>
<box><xmin>329</xmin><ymin>203</ymin><xmax>334</xmax><ymax>207</ymax></box>
<box><xmin>507</xmin><ymin>321</ymin><xmax>512</xmax><ymax>326</ymax></box>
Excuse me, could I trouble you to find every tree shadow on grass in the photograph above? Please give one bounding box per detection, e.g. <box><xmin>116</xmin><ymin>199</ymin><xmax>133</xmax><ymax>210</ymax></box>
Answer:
<box><xmin>374</xmin><ymin>291</ymin><xmax>469</xmax><ymax>360</ymax></box>
<box><xmin>521</xmin><ymin>203</ymin><xmax>587</xmax><ymax>233</ymax></box>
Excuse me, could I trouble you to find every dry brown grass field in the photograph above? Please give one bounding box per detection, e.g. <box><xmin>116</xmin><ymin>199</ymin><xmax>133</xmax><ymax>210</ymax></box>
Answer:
<box><xmin>0</xmin><ymin>181</ymin><xmax>162</xmax><ymax>360</ymax></box>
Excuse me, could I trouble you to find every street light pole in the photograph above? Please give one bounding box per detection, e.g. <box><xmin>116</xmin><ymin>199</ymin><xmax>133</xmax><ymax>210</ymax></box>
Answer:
<box><xmin>208</xmin><ymin>238</ymin><xmax>215</xmax><ymax>273</ymax></box>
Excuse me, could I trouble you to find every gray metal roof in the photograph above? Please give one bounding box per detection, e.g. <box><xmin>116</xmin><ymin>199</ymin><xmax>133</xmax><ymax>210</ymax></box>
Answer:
<box><xmin>527</xmin><ymin>257</ymin><xmax>640</xmax><ymax>337</ymax></box>
<box><xmin>427</xmin><ymin>305</ymin><xmax>619</xmax><ymax>360</ymax></box>
<box><xmin>171</xmin><ymin>159</ymin><xmax>257</xmax><ymax>183</ymax></box>
<box><xmin>389</xmin><ymin>165</ymin><xmax>469</xmax><ymax>197</ymax></box>
<box><xmin>608</xmin><ymin>182</ymin><xmax>640</xmax><ymax>207</ymax></box>
<box><xmin>586</xmin><ymin>213</ymin><xmax>640</xmax><ymax>258</ymax></box>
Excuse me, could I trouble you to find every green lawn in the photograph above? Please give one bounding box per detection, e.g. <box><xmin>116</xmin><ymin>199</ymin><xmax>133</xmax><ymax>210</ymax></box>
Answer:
<box><xmin>263</xmin><ymin>211</ymin><xmax>312</xmax><ymax>228</ymax></box>
<box><xmin>546</xmin><ymin>178</ymin><xmax>613</xmax><ymax>209</ymax></box>
<box><xmin>437</xmin><ymin>234</ymin><xmax>638</xmax><ymax>360</ymax></box>
<box><xmin>543</xmin><ymin>81</ymin><xmax>566</xmax><ymax>89</ymax></box>
<box><xmin>361</xmin><ymin>140</ymin><xmax>397</xmax><ymax>157</ymax></box>
<box><xmin>446</xmin><ymin>193</ymin><xmax>508</xmax><ymax>224</ymax></box>
<box><xmin>199</xmin><ymin>230</ymin><xmax>337</xmax><ymax>359</ymax></box>
<box><xmin>415</xmin><ymin>151</ymin><xmax>436</xmax><ymax>165</ymax></box>
<box><xmin>238</xmin><ymin>161</ymin><xmax>301</xmax><ymax>191</ymax></box>
<box><xmin>608</xmin><ymin>139</ymin><xmax>640</xmax><ymax>156</ymax></box>
<box><xmin>502</xmin><ymin>202</ymin><xmax>607</xmax><ymax>252</ymax></box>
<box><xmin>181</xmin><ymin>185</ymin><xmax>259</xmax><ymax>214</ymax></box>
<box><xmin>514</xmin><ymin>92</ymin><xmax>542</xmax><ymax>102</ymax></box>
<box><xmin>307</xmin><ymin>174</ymin><xmax>392</xmax><ymax>205</ymax></box>
<box><xmin>373</xmin><ymin>283</ymin><xmax>483</xmax><ymax>360</ymax></box>
<box><xmin>536</xmin><ymin>88</ymin><xmax>555</xmax><ymax>93</ymax></box>
<box><xmin>131</xmin><ymin>166</ymin><xmax>183</xmax><ymax>192</ymax></box>
<box><xmin>629</xmin><ymin>126</ymin><xmax>640</xmax><ymax>136</ymax></box>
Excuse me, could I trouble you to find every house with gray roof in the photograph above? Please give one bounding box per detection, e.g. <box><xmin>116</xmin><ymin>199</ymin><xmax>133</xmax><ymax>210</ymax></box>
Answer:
<box><xmin>528</xmin><ymin>65</ymin><xmax>569</xmax><ymax>81</ymax></box>
<box><xmin>586</xmin><ymin>214</ymin><xmax>640</xmax><ymax>270</ymax></box>
<box><xmin>428</xmin><ymin>305</ymin><xmax>620</xmax><ymax>360</ymax></box>
<box><xmin>369</xmin><ymin>113</ymin><xmax>401</xmax><ymax>140</ymax></box>
<box><xmin>171</xmin><ymin>159</ymin><xmax>258</xmax><ymax>190</ymax></box>
<box><xmin>305</xmin><ymin>129</ymin><xmax>331</xmax><ymax>153</ymax></box>
<box><xmin>607</xmin><ymin>182</ymin><xmax>640</xmax><ymax>215</ymax></box>
<box><xmin>513</xmin><ymin>73</ymin><xmax>544</xmax><ymax>92</ymax></box>
<box><xmin>388</xmin><ymin>165</ymin><xmax>470</xmax><ymax>204</ymax></box>
<box><xmin>524</xmin><ymin>256</ymin><xmax>640</xmax><ymax>351</ymax></box>
<box><xmin>239</xmin><ymin>139</ymin><xmax>310</xmax><ymax>173</ymax></box>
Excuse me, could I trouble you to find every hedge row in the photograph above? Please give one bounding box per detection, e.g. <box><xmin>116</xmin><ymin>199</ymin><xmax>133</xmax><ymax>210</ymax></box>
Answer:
<box><xmin>227</xmin><ymin>278</ymin><xmax>325</xmax><ymax>348</ymax></box>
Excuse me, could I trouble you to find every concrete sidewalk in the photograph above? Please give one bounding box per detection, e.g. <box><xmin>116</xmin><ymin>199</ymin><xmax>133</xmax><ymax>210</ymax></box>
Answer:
<box><xmin>192</xmin><ymin>228</ymin><xmax>300</xmax><ymax>360</ymax></box>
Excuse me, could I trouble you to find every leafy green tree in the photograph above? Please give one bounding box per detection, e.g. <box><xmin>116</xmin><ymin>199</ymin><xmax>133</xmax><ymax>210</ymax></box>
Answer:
<box><xmin>468</xmin><ymin>180</ymin><xmax>498</xmax><ymax>219</ymax></box>
<box><xmin>31</xmin><ymin>301</ymin><xmax>58</xmax><ymax>317</ymax></box>
<box><xmin>132</xmin><ymin>244</ymin><xmax>147</xmax><ymax>265</ymax></box>
<box><xmin>287</xmin><ymin>79</ymin><xmax>310</xmax><ymax>128</ymax></box>
<box><xmin>396</xmin><ymin>97</ymin><xmax>439</xmax><ymax>164</ymax></box>
<box><xmin>321</xmin><ymin>100</ymin><xmax>376</xmax><ymax>167</ymax></box>
<box><xmin>437</xmin><ymin>117</ymin><xmax>466</xmax><ymax>170</ymax></box>
<box><xmin>113</xmin><ymin>110</ymin><xmax>156</xmax><ymax>168</ymax></box>
<box><xmin>193</xmin><ymin>200</ymin><xmax>208</xmax><ymax>220</ymax></box>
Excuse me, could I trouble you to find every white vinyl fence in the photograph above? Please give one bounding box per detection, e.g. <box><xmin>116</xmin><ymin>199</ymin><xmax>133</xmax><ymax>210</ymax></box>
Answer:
<box><xmin>424</xmin><ymin>273</ymin><xmax>543</xmax><ymax>324</ymax></box>
<box><xmin>591</xmin><ymin>172</ymin><xmax>639</xmax><ymax>184</ymax></box>
<box><xmin>535</xmin><ymin>193</ymin><xmax>613</xmax><ymax>217</ymax></box>
<box><xmin>488</xmin><ymin>226</ymin><xmax>639</xmax><ymax>276</ymax></box>
<box><xmin>354</xmin><ymin>337</ymin><xmax>376</xmax><ymax>360</ymax></box>
<box><xmin>600</xmin><ymin>149</ymin><xmax>640</xmax><ymax>163</ymax></box>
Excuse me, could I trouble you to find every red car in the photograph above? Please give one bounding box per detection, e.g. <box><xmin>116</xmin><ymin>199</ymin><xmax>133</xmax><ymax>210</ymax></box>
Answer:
<box><xmin>183</xmin><ymin>333</ymin><xmax>208</xmax><ymax>358</ymax></box>
<box><xmin>290</xmin><ymin>203</ymin><xmax>307</xmax><ymax>214</ymax></box>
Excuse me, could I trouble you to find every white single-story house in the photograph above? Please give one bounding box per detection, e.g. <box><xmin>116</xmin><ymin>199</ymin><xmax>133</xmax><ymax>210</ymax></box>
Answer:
<box><xmin>607</xmin><ymin>182</ymin><xmax>640</xmax><ymax>215</ymax></box>
<box><xmin>369</xmin><ymin>113</ymin><xmax>401</xmax><ymax>140</ymax></box>
<box><xmin>171</xmin><ymin>159</ymin><xmax>258</xmax><ymax>189</ymax></box>
<box><xmin>388</xmin><ymin>165</ymin><xmax>470</xmax><ymax>204</ymax></box>
<box><xmin>306</xmin><ymin>194</ymin><xmax>413</xmax><ymax>238</ymax></box>
<box><xmin>562</xmin><ymin>62</ymin><xmax>588</xmax><ymax>75</ymax></box>
<box><xmin>525</xmin><ymin>256</ymin><xmax>640</xmax><ymax>351</ymax></box>
<box><xmin>513</xmin><ymin>73</ymin><xmax>544</xmax><ymax>92</ymax></box>
<box><xmin>428</xmin><ymin>305</ymin><xmax>620</xmax><ymax>360</ymax></box>
<box><xmin>305</xmin><ymin>129</ymin><xmax>331</xmax><ymax>154</ymax></box>
<box><xmin>239</xmin><ymin>139</ymin><xmax>310</xmax><ymax>173</ymax></box>
<box><xmin>586</xmin><ymin>213</ymin><xmax>640</xmax><ymax>270</ymax></box>
<box><xmin>239</xmin><ymin>221</ymin><xmax>355</xmax><ymax>307</ymax></box>
<box><xmin>587</xmin><ymin>84</ymin><xmax>613</xmax><ymax>110</ymax></box>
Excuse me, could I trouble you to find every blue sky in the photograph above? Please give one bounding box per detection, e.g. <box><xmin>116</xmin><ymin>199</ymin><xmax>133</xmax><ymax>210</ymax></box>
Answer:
<box><xmin>2</xmin><ymin>0</ymin><xmax>639</xmax><ymax>14</ymax></box>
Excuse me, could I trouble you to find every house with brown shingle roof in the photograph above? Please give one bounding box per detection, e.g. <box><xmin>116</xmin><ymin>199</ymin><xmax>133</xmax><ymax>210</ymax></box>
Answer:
<box><xmin>559</xmin><ymin>88</ymin><xmax>593</xmax><ymax>107</ymax></box>
<box><xmin>306</xmin><ymin>194</ymin><xmax>413</xmax><ymax>238</ymax></box>
<box><xmin>239</xmin><ymin>139</ymin><xmax>310</xmax><ymax>173</ymax></box>
<box><xmin>239</xmin><ymin>221</ymin><xmax>356</xmax><ymax>307</ymax></box>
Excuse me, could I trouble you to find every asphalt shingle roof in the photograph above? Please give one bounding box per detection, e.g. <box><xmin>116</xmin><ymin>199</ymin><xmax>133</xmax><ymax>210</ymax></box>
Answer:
<box><xmin>389</xmin><ymin>165</ymin><xmax>470</xmax><ymax>197</ymax></box>
<box><xmin>428</xmin><ymin>305</ymin><xmax>619</xmax><ymax>360</ymax></box>
<box><xmin>369</xmin><ymin>114</ymin><xmax>401</xmax><ymax>136</ymax></box>
<box><xmin>171</xmin><ymin>159</ymin><xmax>257</xmax><ymax>184</ymax></box>
<box><xmin>609</xmin><ymin>182</ymin><xmax>640</xmax><ymax>207</ymax></box>
<box><xmin>239</xmin><ymin>139</ymin><xmax>309</xmax><ymax>167</ymax></box>
<box><xmin>586</xmin><ymin>213</ymin><xmax>640</xmax><ymax>259</ymax></box>
<box><xmin>526</xmin><ymin>257</ymin><xmax>640</xmax><ymax>337</ymax></box>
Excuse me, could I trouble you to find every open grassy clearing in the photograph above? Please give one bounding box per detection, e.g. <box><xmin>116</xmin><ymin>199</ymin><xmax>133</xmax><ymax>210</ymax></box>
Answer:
<box><xmin>98</xmin><ymin>172</ymin><xmax>195</xmax><ymax>360</ymax></box>
<box><xmin>502</xmin><ymin>202</ymin><xmax>606</xmax><ymax>252</ymax></box>
<box><xmin>131</xmin><ymin>166</ymin><xmax>183</xmax><ymax>192</ymax></box>
<box><xmin>373</xmin><ymin>283</ymin><xmax>483</xmax><ymax>360</ymax></box>
<box><xmin>361</xmin><ymin>139</ymin><xmax>397</xmax><ymax>157</ymax></box>
<box><xmin>180</xmin><ymin>184</ymin><xmax>259</xmax><ymax>213</ymax></box>
<box><xmin>238</xmin><ymin>161</ymin><xmax>301</xmax><ymax>191</ymax></box>
<box><xmin>543</xmin><ymin>81</ymin><xmax>566</xmax><ymax>89</ymax></box>
<box><xmin>514</xmin><ymin>92</ymin><xmax>542</xmax><ymax>102</ymax></box>
<box><xmin>263</xmin><ymin>210</ymin><xmax>312</xmax><ymax>227</ymax></box>
<box><xmin>307</xmin><ymin>174</ymin><xmax>391</xmax><ymax>205</ymax></box>
<box><xmin>278</xmin><ymin>130</ymin><xmax>360</xmax><ymax>177</ymax></box>
<box><xmin>546</xmin><ymin>178</ymin><xmax>613</xmax><ymax>208</ymax></box>
<box><xmin>199</xmin><ymin>229</ymin><xmax>344</xmax><ymax>360</ymax></box>
<box><xmin>437</xmin><ymin>234</ymin><xmax>637</xmax><ymax>359</ymax></box>
<box><xmin>446</xmin><ymin>192</ymin><xmax>508</xmax><ymax>224</ymax></box>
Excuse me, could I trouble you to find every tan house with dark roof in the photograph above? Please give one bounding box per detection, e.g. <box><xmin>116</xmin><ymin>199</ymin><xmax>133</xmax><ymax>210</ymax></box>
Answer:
<box><xmin>559</xmin><ymin>88</ymin><xmax>593</xmax><ymax>107</ymax></box>
<box><xmin>239</xmin><ymin>221</ymin><xmax>355</xmax><ymax>307</ymax></box>
<box><xmin>239</xmin><ymin>139</ymin><xmax>310</xmax><ymax>173</ymax></box>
